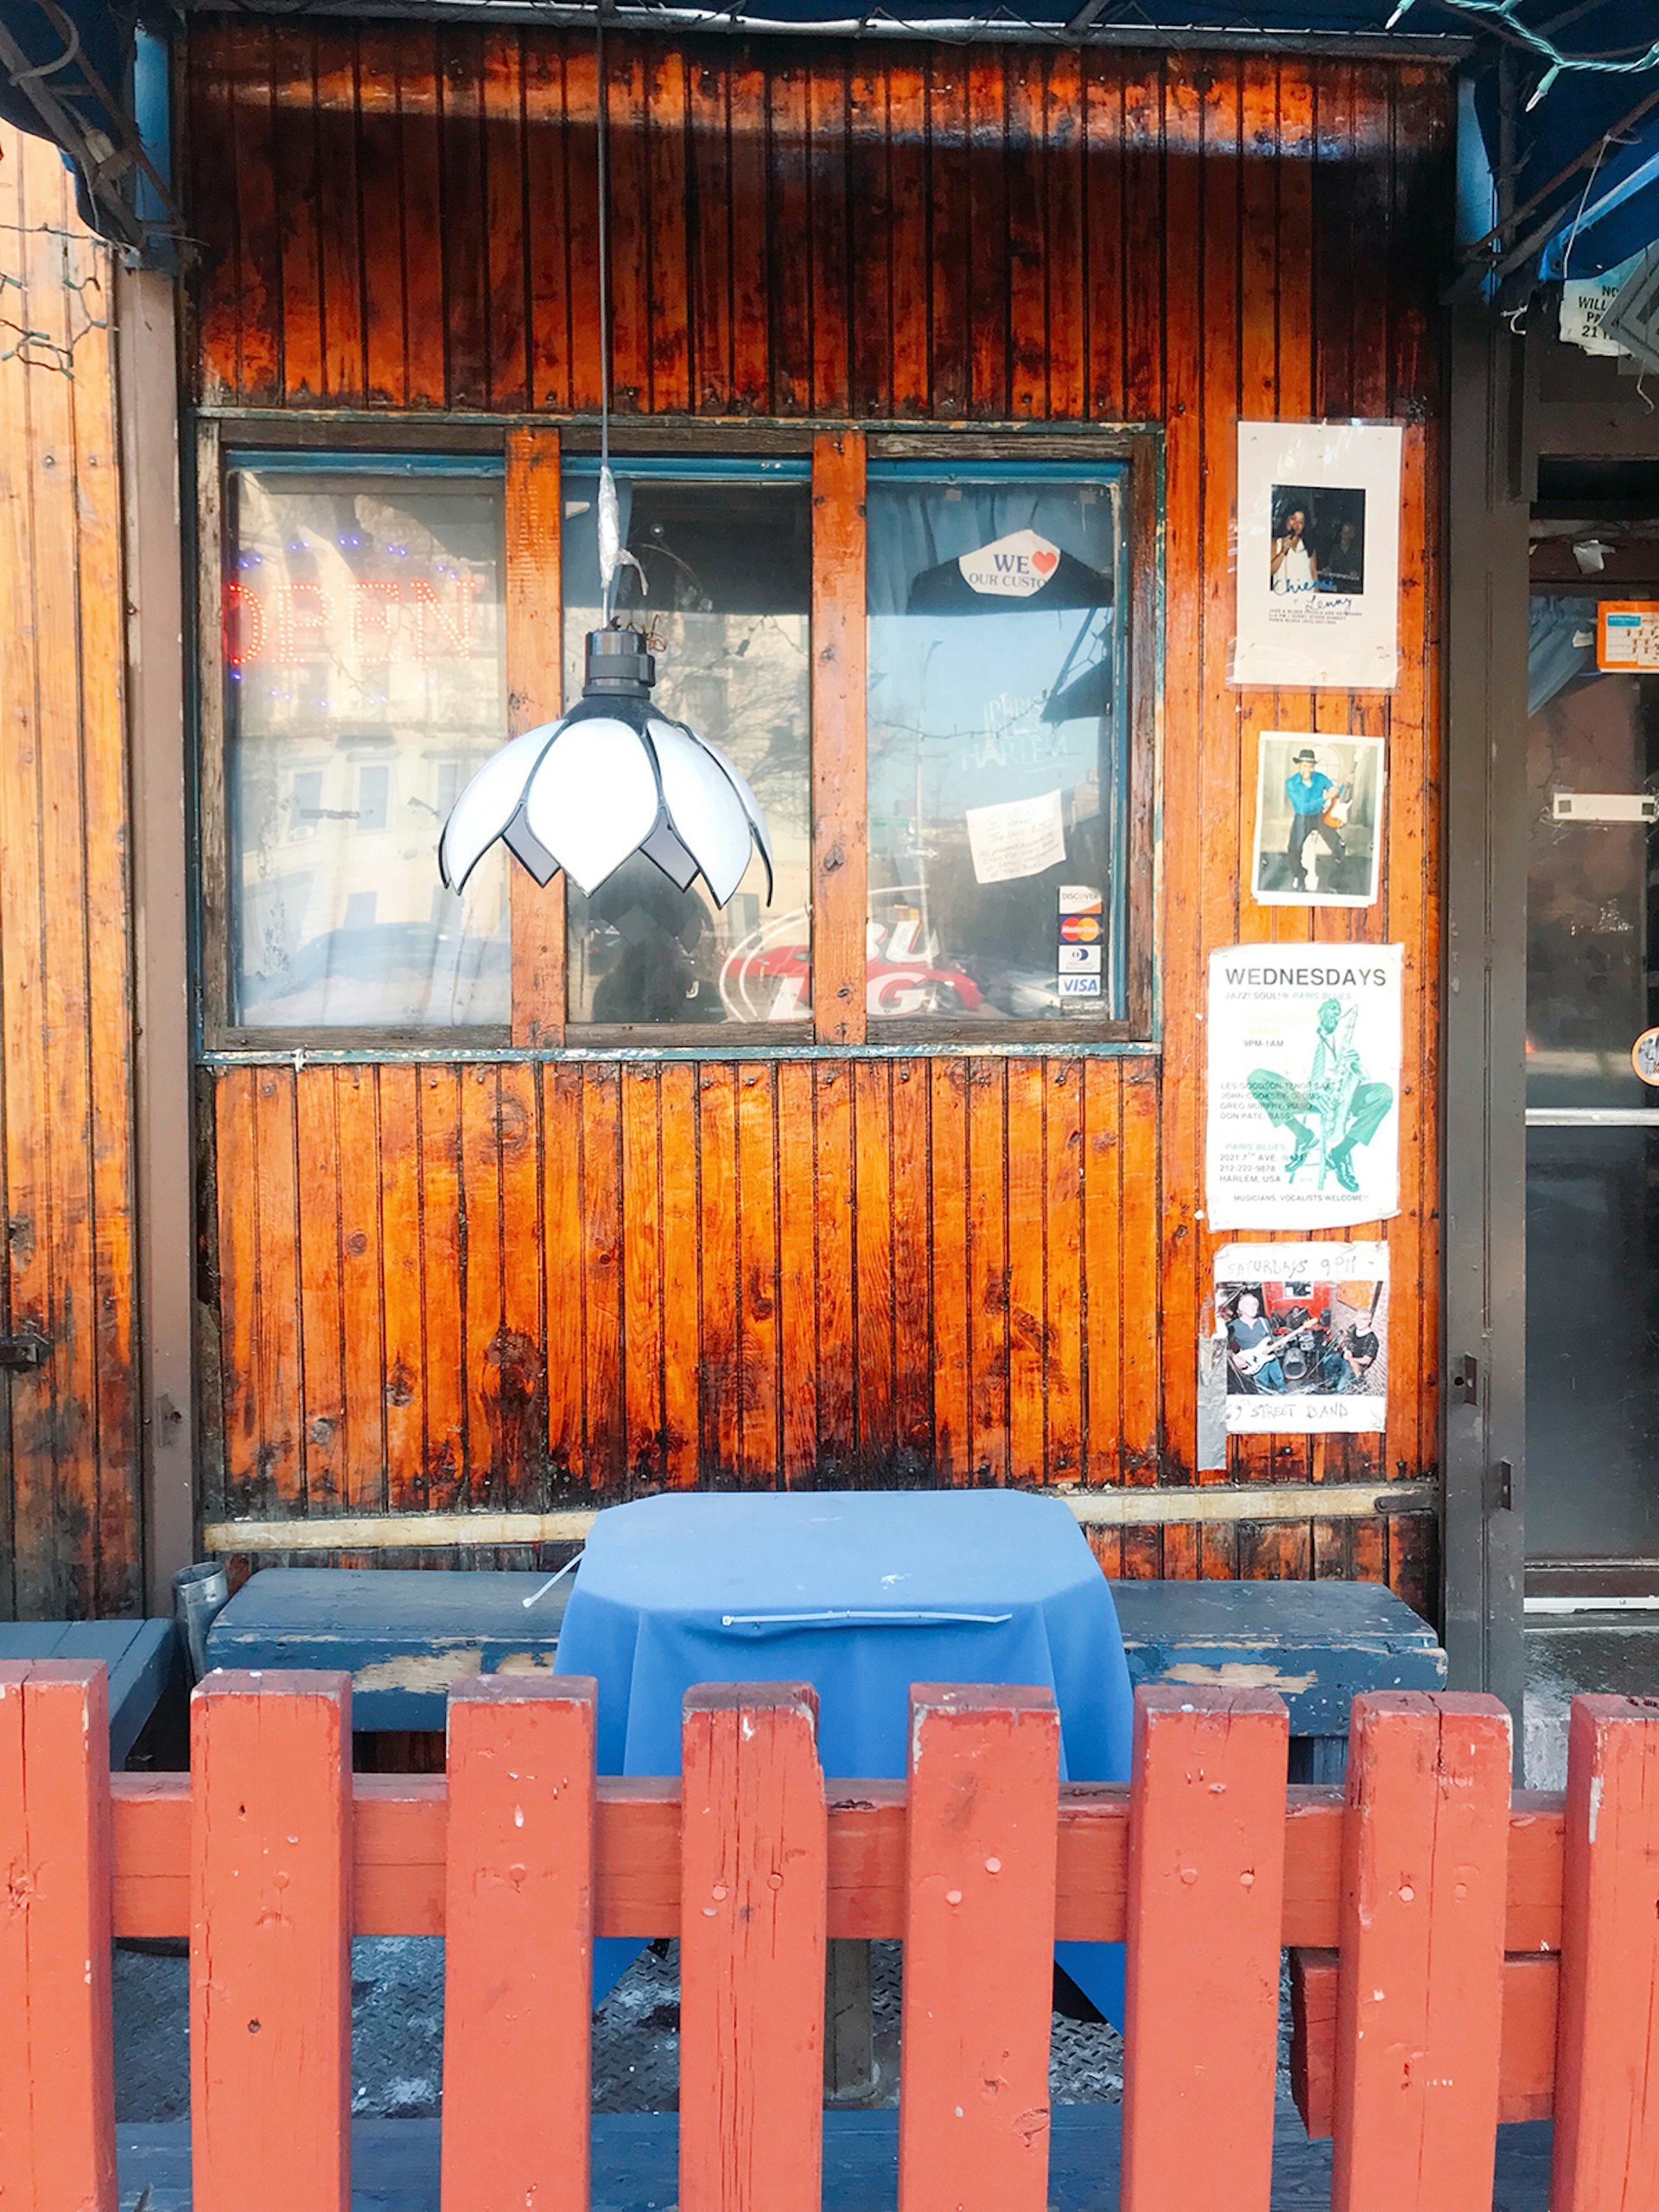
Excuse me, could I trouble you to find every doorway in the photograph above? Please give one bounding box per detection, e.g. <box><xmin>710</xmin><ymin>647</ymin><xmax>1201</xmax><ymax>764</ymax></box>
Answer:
<box><xmin>1525</xmin><ymin>583</ymin><xmax>1659</xmax><ymax>1595</ymax></box>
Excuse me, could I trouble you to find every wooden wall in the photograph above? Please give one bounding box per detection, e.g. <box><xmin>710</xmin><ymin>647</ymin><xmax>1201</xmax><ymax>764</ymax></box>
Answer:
<box><xmin>185</xmin><ymin>31</ymin><xmax>1451</xmax><ymax>1605</ymax></box>
<box><xmin>0</xmin><ymin>130</ymin><xmax>142</xmax><ymax>1618</ymax></box>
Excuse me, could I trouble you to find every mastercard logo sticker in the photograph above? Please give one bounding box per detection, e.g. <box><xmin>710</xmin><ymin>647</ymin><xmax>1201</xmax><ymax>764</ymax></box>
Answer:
<box><xmin>1059</xmin><ymin>914</ymin><xmax>1102</xmax><ymax>944</ymax></box>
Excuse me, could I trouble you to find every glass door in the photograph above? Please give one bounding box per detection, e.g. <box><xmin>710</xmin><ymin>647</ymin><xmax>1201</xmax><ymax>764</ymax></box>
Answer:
<box><xmin>1526</xmin><ymin>592</ymin><xmax>1659</xmax><ymax>1585</ymax></box>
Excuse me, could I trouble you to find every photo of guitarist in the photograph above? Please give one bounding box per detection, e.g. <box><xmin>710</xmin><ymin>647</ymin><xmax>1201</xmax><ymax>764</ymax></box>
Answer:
<box><xmin>1283</xmin><ymin>747</ymin><xmax>1350</xmax><ymax>892</ymax></box>
<box><xmin>1224</xmin><ymin>1288</ymin><xmax>1289</xmax><ymax>1393</ymax></box>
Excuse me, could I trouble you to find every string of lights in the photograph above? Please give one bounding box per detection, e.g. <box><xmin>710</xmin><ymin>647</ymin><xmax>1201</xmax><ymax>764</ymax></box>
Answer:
<box><xmin>1385</xmin><ymin>0</ymin><xmax>1659</xmax><ymax>107</ymax></box>
<box><xmin>0</xmin><ymin>220</ymin><xmax>108</xmax><ymax>375</ymax></box>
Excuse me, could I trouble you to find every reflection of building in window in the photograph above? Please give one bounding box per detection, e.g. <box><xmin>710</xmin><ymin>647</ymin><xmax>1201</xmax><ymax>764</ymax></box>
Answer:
<box><xmin>224</xmin><ymin>470</ymin><xmax>510</xmax><ymax>1029</ymax></box>
<box><xmin>560</xmin><ymin>467</ymin><xmax>814</xmax><ymax>1031</ymax></box>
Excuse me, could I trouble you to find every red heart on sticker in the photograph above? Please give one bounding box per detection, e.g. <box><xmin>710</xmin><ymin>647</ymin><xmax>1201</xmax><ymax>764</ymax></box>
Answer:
<box><xmin>1032</xmin><ymin>546</ymin><xmax>1058</xmax><ymax>577</ymax></box>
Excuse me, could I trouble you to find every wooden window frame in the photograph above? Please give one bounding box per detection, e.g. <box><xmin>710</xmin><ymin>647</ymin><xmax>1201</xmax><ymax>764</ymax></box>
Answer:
<box><xmin>197</xmin><ymin>421</ymin><xmax>1160</xmax><ymax>1056</ymax></box>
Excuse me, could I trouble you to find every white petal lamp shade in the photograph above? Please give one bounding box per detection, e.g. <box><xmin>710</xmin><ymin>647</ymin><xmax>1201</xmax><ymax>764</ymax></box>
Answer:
<box><xmin>439</xmin><ymin>627</ymin><xmax>773</xmax><ymax>906</ymax></box>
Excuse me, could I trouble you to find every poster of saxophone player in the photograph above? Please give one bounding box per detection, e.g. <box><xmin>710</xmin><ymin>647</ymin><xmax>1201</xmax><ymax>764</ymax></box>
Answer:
<box><xmin>1205</xmin><ymin>944</ymin><xmax>1402</xmax><ymax>1229</ymax></box>
<box><xmin>1252</xmin><ymin>734</ymin><xmax>1383</xmax><ymax>908</ymax></box>
<box><xmin>1215</xmin><ymin>1242</ymin><xmax>1389</xmax><ymax>1433</ymax></box>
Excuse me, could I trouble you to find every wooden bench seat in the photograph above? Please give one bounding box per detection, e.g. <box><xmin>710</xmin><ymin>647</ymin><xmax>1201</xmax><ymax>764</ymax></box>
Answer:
<box><xmin>205</xmin><ymin>1566</ymin><xmax>1447</xmax><ymax>1774</ymax></box>
<box><xmin>0</xmin><ymin>1618</ymin><xmax>175</xmax><ymax>1766</ymax></box>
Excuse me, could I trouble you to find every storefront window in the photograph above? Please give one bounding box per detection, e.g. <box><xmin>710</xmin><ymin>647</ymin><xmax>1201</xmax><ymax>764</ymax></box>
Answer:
<box><xmin>223</xmin><ymin>463</ymin><xmax>509</xmax><ymax>1028</ymax></box>
<box><xmin>561</xmin><ymin>461</ymin><xmax>812</xmax><ymax>1029</ymax></box>
<box><xmin>865</xmin><ymin>464</ymin><xmax>1130</xmax><ymax>1023</ymax></box>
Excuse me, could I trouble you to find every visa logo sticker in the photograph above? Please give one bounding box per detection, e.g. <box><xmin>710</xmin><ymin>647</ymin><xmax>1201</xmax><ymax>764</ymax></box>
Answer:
<box><xmin>1058</xmin><ymin>944</ymin><xmax>1103</xmax><ymax>972</ymax></box>
<box><xmin>957</xmin><ymin>529</ymin><xmax>1061</xmax><ymax>599</ymax></box>
<box><xmin>1058</xmin><ymin>973</ymin><xmax>1103</xmax><ymax>998</ymax></box>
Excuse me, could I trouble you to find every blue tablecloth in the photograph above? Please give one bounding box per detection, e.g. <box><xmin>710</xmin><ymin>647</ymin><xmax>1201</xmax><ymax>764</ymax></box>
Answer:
<box><xmin>554</xmin><ymin>1489</ymin><xmax>1133</xmax><ymax>2023</ymax></box>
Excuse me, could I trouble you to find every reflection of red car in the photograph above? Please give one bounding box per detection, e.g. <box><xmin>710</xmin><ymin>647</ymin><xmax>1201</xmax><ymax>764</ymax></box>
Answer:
<box><xmin>728</xmin><ymin>943</ymin><xmax>983</xmax><ymax>1019</ymax></box>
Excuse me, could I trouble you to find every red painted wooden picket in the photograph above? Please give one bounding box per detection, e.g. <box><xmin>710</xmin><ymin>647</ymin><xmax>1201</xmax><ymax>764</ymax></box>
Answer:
<box><xmin>10</xmin><ymin>1670</ymin><xmax>1659</xmax><ymax>2208</ymax></box>
<box><xmin>189</xmin><ymin>1669</ymin><xmax>353</xmax><ymax>2212</ymax></box>
<box><xmin>441</xmin><ymin>1675</ymin><xmax>598</xmax><ymax>2212</ymax></box>
<box><xmin>0</xmin><ymin>1661</ymin><xmax>118</xmax><ymax>2212</ymax></box>
<box><xmin>1121</xmin><ymin>1687</ymin><xmax>1289</xmax><ymax>2212</ymax></box>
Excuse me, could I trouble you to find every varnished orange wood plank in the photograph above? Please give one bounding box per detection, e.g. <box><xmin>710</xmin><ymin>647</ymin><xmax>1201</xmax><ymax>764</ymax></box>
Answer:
<box><xmin>659</xmin><ymin>1064</ymin><xmax>701</xmax><ymax>1489</ymax></box>
<box><xmin>815</xmin><ymin>1063</ymin><xmax>855</xmax><ymax>1474</ymax></box>
<box><xmin>1042</xmin><ymin>53</ymin><xmax>1085</xmax><ymax>423</ymax></box>
<box><xmin>397</xmin><ymin>29</ymin><xmax>446</xmax><ymax>410</ymax></box>
<box><xmin>418</xmin><ymin>1067</ymin><xmax>466</xmax><ymax>1510</ymax></box>
<box><xmin>0</xmin><ymin>1663</ymin><xmax>117</xmax><ymax>2210</ymax></box>
<box><xmin>967</xmin><ymin>1062</ymin><xmax>1009</xmax><ymax>1484</ymax></box>
<box><xmin>212</xmin><ymin>1072</ymin><xmax>260</xmax><ymax>1515</ymax></box>
<box><xmin>727</xmin><ymin>60</ymin><xmax>770</xmax><ymax>413</ymax></box>
<box><xmin>966</xmin><ymin>54</ymin><xmax>1010</xmax><ymax>420</ymax></box>
<box><xmin>645</xmin><ymin>44</ymin><xmax>691</xmax><ymax>414</ymax></box>
<box><xmin>680</xmin><ymin>1686</ymin><xmax>826</xmax><ymax>2212</ymax></box>
<box><xmin>622</xmin><ymin>1065</ymin><xmax>665</xmax><ymax>1486</ymax></box>
<box><xmin>891</xmin><ymin>1060</ymin><xmax>933</xmax><ymax>1468</ymax></box>
<box><xmin>854</xmin><ymin>1060</ymin><xmax>896</xmax><ymax>1469</ymax></box>
<box><xmin>495</xmin><ymin>1062</ymin><xmax>546</xmax><ymax>1506</ymax></box>
<box><xmin>1119</xmin><ymin>60</ymin><xmax>1164</xmax><ymax>422</ymax></box>
<box><xmin>436</xmin><ymin>29</ymin><xmax>489</xmax><ymax>409</ymax></box>
<box><xmin>848</xmin><ymin>61</ymin><xmax>893</xmax><ymax>419</ymax></box>
<box><xmin>295</xmin><ymin>1072</ymin><xmax>346</xmax><ymax>1513</ymax></box>
<box><xmin>314</xmin><ymin>37</ymin><xmax>365</xmax><ymax>403</ymax></box>
<box><xmin>1045</xmin><ymin>1065</ymin><xmax>1084</xmax><ymax>1483</ymax></box>
<box><xmin>251</xmin><ymin>1071</ymin><xmax>303</xmax><ymax>1511</ymax></box>
<box><xmin>1083</xmin><ymin>53</ymin><xmax>1125</xmax><ymax>422</ymax></box>
<box><xmin>885</xmin><ymin>66</ymin><xmax>929</xmax><ymax>416</ymax></box>
<box><xmin>1007</xmin><ymin>1058</ymin><xmax>1047</xmax><ymax>1484</ymax></box>
<box><xmin>270</xmin><ymin>29</ymin><xmax>324</xmax><ymax>402</ymax></box>
<box><xmin>899</xmin><ymin>1688</ymin><xmax>1058</xmax><ymax>2212</ymax></box>
<box><xmin>1081</xmin><ymin>1059</ymin><xmax>1123</xmax><ymax>1487</ymax></box>
<box><xmin>926</xmin><ymin>55</ymin><xmax>969</xmax><ymax>418</ymax></box>
<box><xmin>810</xmin><ymin>431</ymin><xmax>868</xmax><ymax>1045</ymax></box>
<box><xmin>442</xmin><ymin>1678</ymin><xmax>596</xmax><ymax>2212</ymax></box>
<box><xmin>483</xmin><ymin>34</ymin><xmax>530</xmax><ymax>411</ymax></box>
<box><xmin>697</xmin><ymin>1066</ymin><xmax>740</xmax><ymax>1478</ymax></box>
<box><xmin>543</xmin><ymin>1064</ymin><xmax>583</xmax><ymax>1484</ymax></box>
<box><xmin>929</xmin><ymin>1060</ymin><xmax>970</xmax><ymax>1481</ymax></box>
<box><xmin>1332</xmin><ymin>1695</ymin><xmax>1511</xmax><ymax>2212</ymax></box>
<box><xmin>581</xmin><ymin>1068</ymin><xmax>624</xmax><ymax>1491</ymax></box>
<box><xmin>378</xmin><ymin>1066</ymin><xmax>424</xmax><ymax>1510</ymax></box>
<box><xmin>808</xmin><ymin>59</ymin><xmax>851</xmax><ymax>416</ymax></box>
<box><xmin>505</xmin><ymin>427</ymin><xmax>565</xmax><ymax>1046</ymax></box>
<box><xmin>524</xmin><ymin>41</ymin><xmax>571</xmax><ymax>413</ymax></box>
<box><xmin>190</xmin><ymin>1673</ymin><xmax>352</xmax><ymax>2212</ymax></box>
<box><xmin>1006</xmin><ymin>57</ymin><xmax>1047</xmax><ymax>420</ymax></box>
<box><xmin>736</xmin><ymin>1066</ymin><xmax>780</xmax><ymax>1483</ymax></box>
<box><xmin>460</xmin><ymin>1067</ymin><xmax>506</xmax><ymax>1506</ymax></box>
<box><xmin>356</xmin><ymin>29</ymin><xmax>408</xmax><ymax>407</ymax></box>
<box><xmin>1122</xmin><ymin>1689</ymin><xmax>1288</xmax><ymax>2212</ymax></box>
<box><xmin>776</xmin><ymin>1061</ymin><xmax>820</xmax><ymax>1487</ymax></box>
<box><xmin>687</xmin><ymin>60</ymin><xmax>732</xmax><ymax>410</ymax></box>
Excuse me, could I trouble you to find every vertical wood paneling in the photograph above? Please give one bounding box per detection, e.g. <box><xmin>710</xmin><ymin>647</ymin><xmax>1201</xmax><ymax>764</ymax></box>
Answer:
<box><xmin>188</xmin><ymin>41</ymin><xmax>1448</xmax><ymax>1590</ymax></box>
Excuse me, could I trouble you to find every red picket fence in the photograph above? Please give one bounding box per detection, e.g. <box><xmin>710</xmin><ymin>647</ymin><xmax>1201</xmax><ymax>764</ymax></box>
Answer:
<box><xmin>2</xmin><ymin>1663</ymin><xmax>1657</xmax><ymax>2212</ymax></box>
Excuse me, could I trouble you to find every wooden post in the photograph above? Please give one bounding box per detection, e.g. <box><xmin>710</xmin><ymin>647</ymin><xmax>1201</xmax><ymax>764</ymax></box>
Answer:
<box><xmin>1331</xmin><ymin>1692</ymin><xmax>1511</xmax><ymax>2212</ymax></box>
<box><xmin>899</xmin><ymin>1684</ymin><xmax>1060</xmax><ymax>2212</ymax></box>
<box><xmin>0</xmin><ymin>1661</ymin><xmax>117</xmax><ymax>2211</ymax></box>
<box><xmin>679</xmin><ymin>1682</ymin><xmax>827</xmax><ymax>2212</ymax></box>
<box><xmin>1121</xmin><ymin>1687</ymin><xmax>1289</xmax><ymax>2212</ymax></box>
<box><xmin>1551</xmin><ymin>1694</ymin><xmax>1659</xmax><ymax>2210</ymax></box>
<box><xmin>442</xmin><ymin>1675</ymin><xmax>598</xmax><ymax>2212</ymax></box>
<box><xmin>810</xmin><ymin>429</ymin><xmax>868</xmax><ymax>1046</ymax></box>
<box><xmin>190</xmin><ymin>1671</ymin><xmax>353</xmax><ymax>2212</ymax></box>
<box><xmin>506</xmin><ymin>425</ymin><xmax>565</xmax><ymax>1046</ymax></box>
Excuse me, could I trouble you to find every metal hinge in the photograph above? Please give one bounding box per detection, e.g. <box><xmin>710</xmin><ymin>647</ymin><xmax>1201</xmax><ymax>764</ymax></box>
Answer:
<box><xmin>0</xmin><ymin>1334</ymin><xmax>49</xmax><ymax>1371</ymax></box>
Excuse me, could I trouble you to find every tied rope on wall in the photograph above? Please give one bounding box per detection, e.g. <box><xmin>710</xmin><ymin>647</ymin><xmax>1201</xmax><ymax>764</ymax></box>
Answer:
<box><xmin>1385</xmin><ymin>0</ymin><xmax>1659</xmax><ymax>109</ymax></box>
<box><xmin>0</xmin><ymin>217</ymin><xmax>107</xmax><ymax>374</ymax></box>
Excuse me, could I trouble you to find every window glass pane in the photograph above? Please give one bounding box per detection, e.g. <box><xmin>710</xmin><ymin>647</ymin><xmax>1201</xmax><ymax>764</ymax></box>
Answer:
<box><xmin>225</xmin><ymin>467</ymin><xmax>509</xmax><ymax>1028</ymax></box>
<box><xmin>866</xmin><ymin>468</ymin><xmax>1128</xmax><ymax>1022</ymax></box>
<box><xmin>561</xmin><ymin>466</ymin><xmax>811</xmax><ymax>1027</ymax></box>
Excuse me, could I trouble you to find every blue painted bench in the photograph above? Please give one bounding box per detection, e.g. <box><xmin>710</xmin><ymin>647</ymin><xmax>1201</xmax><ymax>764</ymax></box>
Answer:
<box><xmin>1108</xmin><ymin>1578</ymin><xmax>1448</xmax><ymax>1782</ymax></box>
<box><xmin>111</xmin><ymin>2108</ymin><xmax>1551</xmax><ymax>2211</ymax></box>
<box><xmin>206</xmin><ymin>1567</ymin><xmax>1446</xmax><ymax>1775</ymax></box>
<box><xmin>0</xmin><ymin>1618</ymin><xmax>177</xmax><ymax>1767</ymax></box>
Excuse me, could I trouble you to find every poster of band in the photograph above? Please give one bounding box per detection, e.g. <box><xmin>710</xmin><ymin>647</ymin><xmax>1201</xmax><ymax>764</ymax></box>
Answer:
<box><xmin>1232</xmin><ymin>422</ymin><xmax>1402</xmax><ymax>691</ymax></box>
<box><xmin>1205</xmin><ymin>944</ymin><xmax>1402</xmax><ymax>1229</ymax></box>
<box><xmin>1215</xmin><ymin>1242</ymin><xmax>1389</xmax><ymax>1433</ymax></box>
<box><xmin>1252</xmin><ymin>733</ymin><xmax>1383</xmax><ymax>908</ymax></box>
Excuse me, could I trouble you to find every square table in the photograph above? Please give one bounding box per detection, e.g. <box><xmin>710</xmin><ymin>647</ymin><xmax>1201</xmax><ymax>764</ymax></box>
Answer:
<box><xmin>553</xmin><ymin>1488</ymin><xmax>1135</xmax><ymax>2031</ymax></box>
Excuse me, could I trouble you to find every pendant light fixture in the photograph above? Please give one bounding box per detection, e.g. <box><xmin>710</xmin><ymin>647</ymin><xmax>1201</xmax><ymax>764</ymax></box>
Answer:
<box><xmin>438</xmin><ymin>15</ymin><xmax>772</xmax><ymax>910</ymax></box>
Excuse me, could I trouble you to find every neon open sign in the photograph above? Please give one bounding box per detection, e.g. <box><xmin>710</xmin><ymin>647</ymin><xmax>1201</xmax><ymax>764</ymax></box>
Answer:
<box><xmin>225</xmin><ymin>578</ymin><xmax>478</xmax><ymax>666</ymax></box>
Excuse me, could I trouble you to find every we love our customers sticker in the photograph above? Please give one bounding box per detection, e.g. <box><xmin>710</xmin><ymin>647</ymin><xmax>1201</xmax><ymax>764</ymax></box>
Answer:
<box><xmin>957</xmin><ymin>529</ymin><xmax>1061</xmax><ymax>598</ymax></box>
